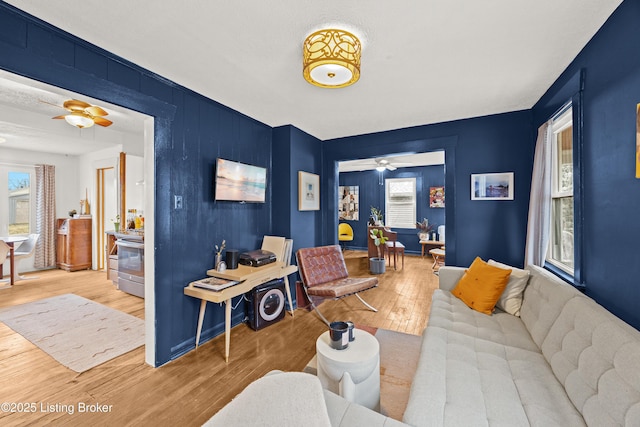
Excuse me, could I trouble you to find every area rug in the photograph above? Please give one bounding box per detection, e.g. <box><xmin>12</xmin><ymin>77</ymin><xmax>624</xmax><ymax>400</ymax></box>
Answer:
<box><xmin>304</xmin><ymin>326</ymin><xmax>422</xmax><ymax>421</ymax></box>
<box><xmin>0</xmin><ymin>293</ymin><xmax>144</xmax><ymax>373</ymax></box>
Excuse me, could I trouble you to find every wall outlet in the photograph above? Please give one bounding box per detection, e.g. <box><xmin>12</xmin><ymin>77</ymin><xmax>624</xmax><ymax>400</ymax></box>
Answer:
<box><xmin>174</xmin><ymin>195</ymin><xmax>183</xmax><ymax>209</ymax></box>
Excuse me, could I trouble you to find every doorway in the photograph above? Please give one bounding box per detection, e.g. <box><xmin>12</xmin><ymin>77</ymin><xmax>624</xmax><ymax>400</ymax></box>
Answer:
<box><xmin>96</xmin><ymin>166</ymin><xmax>116</xmax><ymax>270</ymax></box>
<box><xmin>0</xmin><ymin>69</ymin><xmax>156</xmax><ymax>366</ymax></box>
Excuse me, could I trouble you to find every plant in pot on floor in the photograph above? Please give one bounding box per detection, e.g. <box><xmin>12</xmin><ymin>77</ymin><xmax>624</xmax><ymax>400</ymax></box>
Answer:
<box><xmin>369</xmin><ymin>228</ymin><xmax>388</xmax><ymax>274</ymax></box>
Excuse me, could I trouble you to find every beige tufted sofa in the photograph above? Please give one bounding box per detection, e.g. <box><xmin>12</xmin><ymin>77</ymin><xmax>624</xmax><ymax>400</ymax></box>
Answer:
<box><xmin>404</xmin><ymin>263</ymin><xmax>640</xmax><ymax>426</ymax></box>
<box><xmin>205</xmin><ymin>263</ymin><xmax>640</xmax><ymax>426</ymax></box>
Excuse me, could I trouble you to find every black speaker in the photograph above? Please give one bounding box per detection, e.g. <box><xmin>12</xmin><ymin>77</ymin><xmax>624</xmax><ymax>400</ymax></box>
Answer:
<box><xmin>246</xmin><ymin>279</ymin><xmax>286</xmax><ymax>331</ymax></box>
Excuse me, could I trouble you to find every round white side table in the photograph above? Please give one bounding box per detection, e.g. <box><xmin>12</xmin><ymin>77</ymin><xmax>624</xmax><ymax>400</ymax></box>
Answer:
<box><xmin>316</xmin><ymin>328</ymin><xmax>380</xmax><ymax>411</ymax></box>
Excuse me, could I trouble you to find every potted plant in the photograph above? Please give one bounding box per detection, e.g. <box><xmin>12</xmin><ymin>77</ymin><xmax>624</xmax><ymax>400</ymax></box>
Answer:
<box><xmin>370</xmin><ymin>206</ymin><xmax>384</xmax><ymax>226</ymax></box>
<box><xmin>416</xmin><ymin>218</ymin><xmax>435</xmax><ymax>241</ymax></box>
<box><xmin>111</xmin><ymin>215</ymin><xmax>120</xmax><ymax>232</ymax></box>
<box><xmin>369</xmin><ymin>228</ymin><xmax>388</xmax><ymax>274</ymax></box>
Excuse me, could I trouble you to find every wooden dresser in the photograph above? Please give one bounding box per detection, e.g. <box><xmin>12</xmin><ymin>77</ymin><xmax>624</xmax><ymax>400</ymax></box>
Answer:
<box><xmin>56</xmin><ymin>218</ymin><xmax>92</xmax><ymax>271</ymax></box>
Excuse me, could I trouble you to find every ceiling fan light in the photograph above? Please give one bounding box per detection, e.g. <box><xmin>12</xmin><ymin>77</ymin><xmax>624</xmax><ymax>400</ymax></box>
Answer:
<box><xmin>64</xmin><ymin>112</ymin><xmax>94</xmax><ymax>129</ymax></box>
<box><xmin>303</xmin><ymin>29</ymin><xmax>361</xmax><ymax>88</ymax></box>
<box><xmin>376</xmin><ymin>166</ymin><xmax>386</xmax><ymax>172</ymax></box>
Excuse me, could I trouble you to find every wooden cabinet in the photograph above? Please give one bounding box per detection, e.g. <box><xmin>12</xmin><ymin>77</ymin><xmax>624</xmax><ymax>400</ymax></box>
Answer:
<box><xmin>56</xmin><ymin>218</ymin><xmax>92</xmax><ymax>271</ymax></box>
<box><xmin>368</xmin><ymin>226</ymin><xmax>386</xmax><ymax>259</ymax></box>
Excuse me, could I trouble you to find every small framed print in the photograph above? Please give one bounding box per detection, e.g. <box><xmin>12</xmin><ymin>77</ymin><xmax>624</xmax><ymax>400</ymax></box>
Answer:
<box><xmin>471</xmin><ymin>172</ymin><xmax>514</xmax><ymax>200</ymax></box>
<box><xmin>298</xmin><ymin>171</ymin><xmax>320</xmax><ymax>211</ymax></box>
<box><xmin>429</xmin><ymin>186</ymin><xmax>445</xmax><ymax>208</ymax></box>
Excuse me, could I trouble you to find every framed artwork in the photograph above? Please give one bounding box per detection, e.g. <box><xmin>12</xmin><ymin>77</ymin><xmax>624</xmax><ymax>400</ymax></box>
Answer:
<box><xmin>338</xmin><ymin>186</ymin><xmax>359</xmax><ymax>220</ymax></box>
<box><xmin>429</xmin><ymin>186</ymin><xmax>445</xmax><ymax>208</ymax></box>
<box><xmin>471</xmin><ymin>172</ymin><xmax>514</xmax><ymax>200</ymax></box>
<box><xmin>298</xmin><ymin>171</ymin><xmax>320</xmax><ymax>211</ymax></box>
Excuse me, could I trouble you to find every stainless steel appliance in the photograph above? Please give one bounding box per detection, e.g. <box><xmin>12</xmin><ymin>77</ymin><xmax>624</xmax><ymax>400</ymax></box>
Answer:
<box><xmin>115</xmin><ymin>235</ymin><xmax>144</xmax><ymax>298</ymax></box>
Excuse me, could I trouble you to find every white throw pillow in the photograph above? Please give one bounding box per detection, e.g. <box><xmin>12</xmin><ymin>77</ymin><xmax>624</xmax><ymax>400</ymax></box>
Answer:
<box><xmin>488</xmin><ymin>259</ymin><xmax>530</xmax><ymax>317</ymax></box>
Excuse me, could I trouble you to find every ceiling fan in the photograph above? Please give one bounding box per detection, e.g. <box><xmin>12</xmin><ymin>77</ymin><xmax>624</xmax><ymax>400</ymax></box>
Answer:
<box><xmin>373</xmin><ymin>158</ymin><xmax>414</xmax><ymax>171</ymax></box>
<box><xmin>48</xmin><ymin>99</ymin><xmax>113</xmax><ymax>129</ymax></box>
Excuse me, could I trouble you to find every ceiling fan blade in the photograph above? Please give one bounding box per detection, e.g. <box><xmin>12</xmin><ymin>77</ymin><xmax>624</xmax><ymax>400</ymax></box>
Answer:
<box><xmin>93</xmin><ymin>116</ymin><xmax>113</xmax><ymax>127</ymax></box>
<box><xmin>386</xmin><ymin>165</ymin><xmax>397</xmax><ymax>171</ymax></box>
<box><xmin>85</xmin><ymin>105</ymin><xmax>108</xmax><ymax>116</ymax></box>
<box><xmin>63</xmin><ymin>99</ymin><xmax>92</xmax><ymax>112</ymax></box>
<box><xmin>52</xmin><ymin>115</ymin><xmax>66</xmax><ymax>120</ymax></box>
<box><xmin>39</xmin><ymin>99</ymin><xmax>65</xmax><ymax>109</ymax></box>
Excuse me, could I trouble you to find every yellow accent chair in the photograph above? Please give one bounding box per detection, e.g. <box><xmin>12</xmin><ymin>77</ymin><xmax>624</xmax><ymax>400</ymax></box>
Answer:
<box><xmin>338</xmin><ymin>223</ymin><xmax>354</xmax><ymax>250</ymax></box>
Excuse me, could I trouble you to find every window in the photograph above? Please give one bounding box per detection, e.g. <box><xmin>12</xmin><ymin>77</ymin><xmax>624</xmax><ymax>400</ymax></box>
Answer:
<box><xmin>1</xmin><ymin>166</ymin><xmax>34</xmax><ymax>236</ymax></box>
<box><xmin>547</xmin><ymin>106</ymin><xmax>574</xmax><ymax>273</ymax></box>
<box><xmin>385</xmin><ymin>177</ymin><xmax>416</xmax><ymax>228</ymax></box>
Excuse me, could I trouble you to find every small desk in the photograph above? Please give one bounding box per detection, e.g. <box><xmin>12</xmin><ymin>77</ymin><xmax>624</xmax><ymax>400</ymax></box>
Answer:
<box><xmin>419</xmin><ymin>240</ymin><xmax>444</xmax><ymax>257</ymax></box>
<box><xmin>183</xmin><ymin>261</ymin><xmax>298</xmax><ymax>363</ymax></box>
<box><xmin>0</xmin><ymin>236</ymin><xmax>27</xmax><ymax>286</ymax></box>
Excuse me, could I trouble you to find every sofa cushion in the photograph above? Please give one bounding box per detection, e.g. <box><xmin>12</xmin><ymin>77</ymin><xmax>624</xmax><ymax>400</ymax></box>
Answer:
<box><xmin>403</xmin><ymin>326</ymin><xmax>585</xmax><ymax>427</ymax></box>
<box><xmin>541</xmin><ymin>296</ymin><xmax>640</xmax><ymax>426</ymax></box>
<box><xmin>451</xmin><ymin>257</ymin><xmax>511</xmax><ymax>315</ymax></box>
<box><xmin>519</xmin><ymin>264</ymin><xmax>584</xmax><ymax>348</ymax></box>
<box><xmin>488</xmin><ymin>259</ymin><xmax>530</xmax><ymax>317</ymax></box>
<box><xmin>428</xmin><ymin>290</ymin><xmax>540</xmax><ymax>352</ymax></box>
<box><xmin>202</xmin><ymin>371</ymin><xmax>332</xmax><ymax>427</ymax></box>
<box><xmin>323</xmin><ymin>389</ymin><xmax>408</xmax><ymax>427</ymax></box>
<box><xmin>306</xmin><ymin>277</ymin><xmax>378</xmax><ymax>298</ymax></box>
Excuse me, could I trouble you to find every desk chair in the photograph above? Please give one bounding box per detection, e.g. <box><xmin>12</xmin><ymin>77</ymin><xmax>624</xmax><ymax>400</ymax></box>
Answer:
<box><xmin>338</xmin><ymin>223</ymin><xmax>354</xmax><ymax>251</ymax></box>
<box><xmin>296</xmin><ymin>245</ymin><xmax>378</xmax><ymax>326</ymax></box>
<box><xmin>383</xmin><ymin>229</ymin><xmax>405</xmax><ymax>270</ymax></box>
<box><xmin>10</xmin><ymin>233</ymin><xmax>40</xmax><ymax>281</ymax></box>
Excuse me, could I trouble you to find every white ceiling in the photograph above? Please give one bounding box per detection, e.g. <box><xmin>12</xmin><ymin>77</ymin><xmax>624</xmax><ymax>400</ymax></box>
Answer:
<box><xmin>339</xmin><ymin>151</ymin><xmax>445</xmax><ymax>173</ymax></box>
<box><xmin>0</xmin><ymin>70</ymin><xmax>146</xmax><ymax>156</ymax></box>
<box><xmin>1</xmin><ymin>0</ymin><xmax>622</xmax><ymax>145</ymax></box>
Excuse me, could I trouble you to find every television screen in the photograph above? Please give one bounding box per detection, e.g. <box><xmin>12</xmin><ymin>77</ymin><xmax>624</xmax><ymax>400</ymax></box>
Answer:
<box><xmin>214</xmin><ymin>158</ymin><xmax>267</xmax><ymax>203</ymax></box>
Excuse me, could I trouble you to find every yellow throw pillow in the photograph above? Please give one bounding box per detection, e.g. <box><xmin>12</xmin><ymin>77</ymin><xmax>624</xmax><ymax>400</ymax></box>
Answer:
<box><xmin>451</xmin><ymin>257</ymin><xmax>512</xmax><ymax>315</ymax></box>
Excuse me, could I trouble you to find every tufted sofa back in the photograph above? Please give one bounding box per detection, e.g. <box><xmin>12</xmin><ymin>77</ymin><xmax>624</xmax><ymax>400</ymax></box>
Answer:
<box><xmin>521</xmin><ymin>264</ymin><xmax>640</xmax><ymax>425</ymax></box>
<box><xmin>296</xmin><ymin>245</ymin><xmax>349</xmax><ymax>288</ymax></box>
<box><xmin>541</xmin><ymin>296</ymin><xmax>640</xmax><ymax>425</ymax></box>
<box><xmin>520</xmin><ymin>264</ymin><xmax>583</xmax><ymax>348</ymax></box>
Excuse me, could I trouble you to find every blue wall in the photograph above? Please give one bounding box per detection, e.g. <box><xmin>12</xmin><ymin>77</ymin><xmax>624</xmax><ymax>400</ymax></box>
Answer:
<box><xmin>323</xmin><ymin>111</ymin><xmax>534</xmax><ymax>269</ymax></box>
<box><xmin>0</xmin><ymin>3</ymin><xmax>275</xmax><ymax>365</ymax></box>
<box><xmin>532</xmin><ymin>0</ymin><xmax>640</xmax><ymax>329</ymax></box>
<box><xmin>338</xmin><ymin>165</ymin><xmax>446</xmax><ymax>253</ymax></box>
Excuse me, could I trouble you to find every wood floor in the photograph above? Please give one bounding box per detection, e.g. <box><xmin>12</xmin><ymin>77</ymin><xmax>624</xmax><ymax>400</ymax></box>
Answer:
<box><xmin>0</xmin><ymin>250</ymin><xmax>438</xmax><ymax>426</ymax></box>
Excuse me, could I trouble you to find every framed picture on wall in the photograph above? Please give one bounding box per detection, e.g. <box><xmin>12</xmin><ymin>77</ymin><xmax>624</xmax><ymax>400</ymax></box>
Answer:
<box><xmin>429</xmin><ymin>186</ymin><xmax>445</xmax><ymax>208</ymax></box>
<box><xmin>338</xmin><ymin>185</ymin><xmax>359</xmax><ymax>220</ymax></box>
<box><xmin>471</xmin><ymin>172</ymin><xmax>514</xmax><ymax>200</ymax></box>
<box><xmin>298</xmin><ymin>171</ymin><xmax>320</xmax><ymax>211</ymax></box>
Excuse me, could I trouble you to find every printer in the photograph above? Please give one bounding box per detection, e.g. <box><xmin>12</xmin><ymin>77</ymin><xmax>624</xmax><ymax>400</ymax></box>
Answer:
<box><xmin>239</xmin><ymin>249</ymin><xmax>277</xmax><ymax>267</ymax></box>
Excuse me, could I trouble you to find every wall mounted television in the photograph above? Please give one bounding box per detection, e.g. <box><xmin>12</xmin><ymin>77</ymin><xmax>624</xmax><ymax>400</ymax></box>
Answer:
<box><xmin>214</xmin><ymin>158</ymin><xmax>267</xmax><ymax>203</ymax></box>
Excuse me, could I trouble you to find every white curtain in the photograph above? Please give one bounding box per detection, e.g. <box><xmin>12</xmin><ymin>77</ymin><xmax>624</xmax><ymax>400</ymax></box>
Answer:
<box><xmin>524</xmin><ymin>121</ymin><xmax>553</xmax><ymax>267</ymax></box>
<box><xmin>34</xmin><ymin>164</ymin><xmax>56</xmax><ymax>268</ymax></box>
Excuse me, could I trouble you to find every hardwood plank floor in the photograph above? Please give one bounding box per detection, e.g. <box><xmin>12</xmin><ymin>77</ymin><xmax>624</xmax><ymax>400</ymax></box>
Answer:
<box><xmin>0</xmin><ymin>250</ymin><xmax>438</xmax><ymax>426</ymax></box>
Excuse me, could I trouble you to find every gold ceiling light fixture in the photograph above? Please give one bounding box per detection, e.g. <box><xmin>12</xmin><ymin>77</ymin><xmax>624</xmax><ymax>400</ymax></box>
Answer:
<box><xmin>50</xmin><ymin>99</ymin><xmax>113</xmax><ymax>129</ymax></box>
<box><xmin>303</xmin><ymin>28</ymin><xmax>361</xmax><ymax>88</ymax></box>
